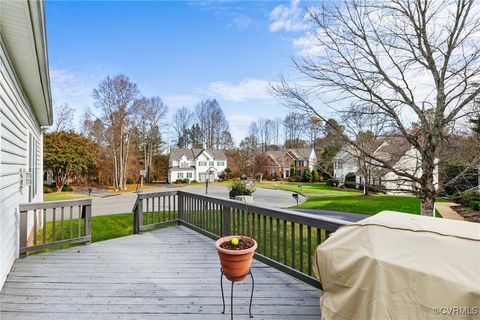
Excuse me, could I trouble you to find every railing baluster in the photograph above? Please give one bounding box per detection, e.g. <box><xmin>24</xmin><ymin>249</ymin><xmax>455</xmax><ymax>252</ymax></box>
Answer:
<box><xmin>78</xmin><ymin>205</ymin><xmax>81</xmax><ymax>237</ymax></box>
<box><xmin>276</xmin><ymin>218</ymin><xmax>280</xmax><ymax>261</ymax></box>
<box><xmin>43</xmin><ymin>209</ymin><xmax>46</xmax><ymax>244</ymax></box>
<box><xmin>299</xmin><ymin>224</ymin><xmax>304</xmax><ymax>273</ymax></box>
<box><xmin>317</xmin><ymin>228</ymin><xmax>321</xmax><ymax>245</ymax></box>
<box><xmin>60</xmin><ymin>207</ymin><xmax>64</xmax><ymax>240</ymax></box>
<box><xmin>241</xmin><ymin>210</ymin><xmax>245</xmax><ymax>237</ymax></box>
<box><xmin>163</xmin><ymin>195</ymin><xmax>166</xmax><ymax>222</ymax></box>
<box><xmin>307</xmin><ymin>226</ymin><xmax>312</xmax><ymax>276</ymax></box>
<box><xmin>291</xmin><ymin>222</ymin><xmax>295</xmax><ymax>268</ymax></box>
<box><xmin>168</xmin><ymin>195</ymin><xmax>171</xmax><ymax>222</ymax></box>
<box><xmin>33</xmin><ymin>209</ymin><xmax>37</xmax><ymax>246</ymax></box>
<box><xmin>257</xmin><ymin>214</ymin><xmax>261</xmax><ymax>252</ymax></box>
<box><xmin>263</xmin><ymin>215</ymin><xmax>266</xmax><ymax>255</ymax></box>
<box><xmin>269</xmin><ymin>216</ymin><xmax>273</xmax><ymax>258</ymax></box>
<box><xmin>69</xmin><ymin>206</ymin><xmax>73</xmax><ymax>239</ymax></box>
<box><xmin>251</xmin><ymin>213</ymin><xmax>255</xmax><ymax>240</ymax></box>
<box><xmin>52</xmin><ymin>208</ymin><xmax>56</xmax><ymax>242</ymax></box>
<box><xmin>283</xmin><ymin>220</ymin><xmax>287</xmax><ymax>264</ymax></box>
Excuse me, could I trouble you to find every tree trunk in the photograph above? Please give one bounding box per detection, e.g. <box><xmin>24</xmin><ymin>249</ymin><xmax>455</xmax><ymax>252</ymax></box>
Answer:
<box><xmin>420</xmin><ymin>195</ymin><xmax>435</xmax><ymax>217</ymax></box>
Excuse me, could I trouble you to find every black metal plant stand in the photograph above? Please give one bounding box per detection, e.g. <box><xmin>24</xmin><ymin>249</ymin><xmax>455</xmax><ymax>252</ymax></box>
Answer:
<box><xmin>220</xmin><ymin>268</ymin><xmax>254</xmax><ymax>319</ymax></box>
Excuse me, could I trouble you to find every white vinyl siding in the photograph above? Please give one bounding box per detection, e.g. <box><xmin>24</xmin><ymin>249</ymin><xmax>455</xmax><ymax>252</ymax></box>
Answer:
<box><xmin>0</xmin><ymin>37</ymin><xmax>43</xmax><ymax>289</ymax></box>
<box><xmin>209</xmin><ymin>161</ymin><xmax>214</xmax><ymax>166</ymax></box>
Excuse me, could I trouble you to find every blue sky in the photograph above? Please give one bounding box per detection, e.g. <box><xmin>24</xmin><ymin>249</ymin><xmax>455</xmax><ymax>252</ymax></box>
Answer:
<box><xmin>46</xmin><ymin>0</ymin><xmax>314</xmax><ymax>144</ymax></box>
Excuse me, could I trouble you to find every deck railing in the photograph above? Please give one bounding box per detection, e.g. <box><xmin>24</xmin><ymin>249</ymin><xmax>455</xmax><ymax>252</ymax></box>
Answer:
<box><xmin>133</xmin><ymin>190</ymin><xmax>350</xmax><ymax>288</ymax></box>
<box><xmin>18</xmin><ymin>199</ymin><xmax>92</xmax><ymax>257</ymax></box>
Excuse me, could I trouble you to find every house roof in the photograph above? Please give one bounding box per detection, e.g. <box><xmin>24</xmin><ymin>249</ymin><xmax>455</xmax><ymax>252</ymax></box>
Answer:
<box><xmin>266</xmin><ymin>148</ymin><xmax>314</xmax><ymax>163</ymax></box>
<box><xmin>170</xmin><ymin>148</ymin><xmax>227</xmax><ymax>161</ymax></box>
<box><xmin>0</xmin><ymin>1</ymin><xmax>53</xmax><ymax>126</ymax></box>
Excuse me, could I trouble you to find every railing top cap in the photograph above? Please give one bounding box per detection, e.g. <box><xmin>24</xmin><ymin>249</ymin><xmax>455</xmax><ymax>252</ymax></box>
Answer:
<box><xmin>19</xmin><ymin>198</ymin><xmax>92</xmax><ymax>211</ymax></box>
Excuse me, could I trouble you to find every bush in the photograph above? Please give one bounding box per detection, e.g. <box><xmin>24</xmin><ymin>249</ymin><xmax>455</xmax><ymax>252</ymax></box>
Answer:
<box><xmin>228</xmin><ymin>181</ymin><xmax>255</xmax><ymax>199</ymax></box>
<box><xmin>43</xmin><ymin>185</ymin><xmax>54</xmax><ymax>194</ymax></box>
<box><xmin>344</xmin><ymin>172</ymin><xmax>356</xmax><ymax>189</ymax></box>
<box><xmin>218</xmin><ymin>171</ymin><xmax>228</xmax><ymax>181</ymax></box>
<box><xmin>469</xmin><ymin>200</ymin><xmax>480</xmax><ymax>211</ymax></box>
<box><xmin>191</xmin><ymin>180</ymin><xmax>197</xmax><ymax>183</ymax></box>
<box><xmin>303</xmin><ymin>167</ymin><xmax>312</xmax><ymax>182</ymax></box>
<box><xmin>288</xmin><ymin>176</ymin><xmax>299</xmax><ymax>182</ymax></box>
<box><xmin>326</xmin><ymin>179</ymin><xmax>339</xmax><ymax>188</ymax></box>
<box><xmin>62</xmin><ymin>185</ymin><xmax>73</xmax><ymax>192</ymax></box>
<box><xmin>451</xmin><ymin>191</ymin><xmax>480</xmax><ymax>206</ymax></box>
<box><xmin>311</xmin><ymin>169</ymin><xmax>320</xmax><ymax>182</ymax></box>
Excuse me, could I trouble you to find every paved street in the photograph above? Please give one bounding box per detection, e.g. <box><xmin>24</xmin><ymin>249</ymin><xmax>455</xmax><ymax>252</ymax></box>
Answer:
<box><xmin>85</xmin><ymin>184</ymin><xmax>366</xmax><ymax>223</ymax></box>
<box><xmin>88</xmin><ymin>185</ymin><xmax>305</xmax><ymax>216</ymax></box>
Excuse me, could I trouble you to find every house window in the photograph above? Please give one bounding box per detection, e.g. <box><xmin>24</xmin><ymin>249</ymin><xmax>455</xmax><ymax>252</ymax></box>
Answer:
<box><xmin>186</xmin><ymin>172</ymin><xmax>193</xmax><ymax>178</ymax></box>
<box><xmin>217</xmin><ymin>161</ymin><xmax>225</xmax><ymax>166</ymax></box>
<box><xmin>180</xmin><ymin>161</ymin><xmax>189</xmax><ymax>168</ymax></box>
<box><xmin>209</xmin><ymin>161</ymin><xmax>214</xmax><ymax>166</ymax></box>
<box><xmin>177</xmin><ymin>172</ymin><xmax>184</xmax><ymax>179</ymax></box>
<box><xmin>198</xmin><ymin>161</ymin><xmax>207</xmax><ymax>166</ymax></box>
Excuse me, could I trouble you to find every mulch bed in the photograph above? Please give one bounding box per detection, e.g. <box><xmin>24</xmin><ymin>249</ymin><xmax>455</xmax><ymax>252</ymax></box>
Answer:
<box><xmin>220</xmin><ymin>238</ymin><xmax>255</xmax><ymax>250</ymax></box>
<box><xmin>453</xmin><ymin>205</ymin><xmax>480</xmax><ymax>223</ymax></box>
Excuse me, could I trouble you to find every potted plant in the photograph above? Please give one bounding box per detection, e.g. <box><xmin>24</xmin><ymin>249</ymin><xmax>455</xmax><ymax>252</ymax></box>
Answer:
<box><xmin>215</xmin><ymin>235</ymin><xmax>257</xmax><ymax>281</ymax></box>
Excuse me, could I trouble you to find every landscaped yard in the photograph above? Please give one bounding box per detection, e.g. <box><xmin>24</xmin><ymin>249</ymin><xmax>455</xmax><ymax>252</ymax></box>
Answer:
<box><xmin>296</xmin><ymin>194</ymin><xmax>427</xmax><ymax>215</ymax></box>
<box><xmin>43</xmin><ymin>192</ymin><xmax>88</xmax><ymax>202</ymax></box>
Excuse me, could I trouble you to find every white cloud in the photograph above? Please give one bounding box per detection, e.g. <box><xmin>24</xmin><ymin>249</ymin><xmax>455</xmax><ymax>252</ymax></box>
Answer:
<box><xmin>269</xmin><ymin>0</ymin><xmax>308</xmax><ymax>32</ymax></box>
<box><xmin>50</xmin><ymin>68</ymin><xmax>96</xmax><ymax>109</ymax></box>
<box><xmin>164</xmin><ymin>95</ymin><xmax>199</xmax><ymax>108</ymax></box>
<box><xmin>201</xmin><ymin>78</ymin><xmax>276</xmax><ymax>102</ymax></box>
<box><xmin>228</xmin><ymin>115</ymin><xmax>255</xmax><ymax>132</ymax></box>
<box><xmin>230</xmin><ymin>13</ymin><xmax>253</xmax><ymax>30</ymax></box>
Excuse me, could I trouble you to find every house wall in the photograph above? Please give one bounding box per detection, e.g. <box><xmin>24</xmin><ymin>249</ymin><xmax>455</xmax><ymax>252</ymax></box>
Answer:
<box><xmin>0</xmin><ymin>38</ymin><xmax>44</xmax><ymax>288</ymax></box>
<box><xmin>333</xmin><ymin>157</ymin><xmax>358</xmax><ymax>182</ymax></box>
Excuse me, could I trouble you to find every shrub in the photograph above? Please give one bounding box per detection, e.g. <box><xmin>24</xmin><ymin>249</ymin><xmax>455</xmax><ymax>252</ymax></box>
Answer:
<box><xmin>303</xmin><ymin>167</ymin><xmax>312</xmax><ymax>182</ymax></box>
<box><xmin>228</xmin><ymin>181</ymin><xmax>255</xmax><ymax>199</ymax></box>
<box><xmin>344</xmin><ymin>172</ymin><xmax>356</xmax><ymax>189</ymax></box>
<box><xmin>62</xmin><ymin>185</ymin><xmax>73</xmax><ymax>192</ymax></box>
<box><xmin>43</xmin><ymin>185</ymin><xmax>54</xmax><ymax>194</ymax></box>
<box><xmin>311</xmin><ymin>169</ymin><xmax>320</xmax><ymax>182</ymax></box>
<box><xmin>218</xmin><ymin>171</ymin><xmax>228</xmax><ymax>181</ymax></box>
<box><xmin>288</xmin><ymin>176</ymin><xmax>299</xmax><ymax>182</ymax></box>
<box><xmin>326</xmin><ymin>179</ymin><xmax>339</xmax><ymax>188</ymax></box>
<box><xmin>470</xmin><ymin>200</ymin><xmax>480</xmax><ymax>211</ymax></box>
<box><xmin>191</xmin><ymin>180</ymin><xmax>197</xmax><ymax>183</ymax></box>
<box><xmin>451</xmin><ymin>191</ymin><xmax>480</xmax><ymax>206</ymax></box>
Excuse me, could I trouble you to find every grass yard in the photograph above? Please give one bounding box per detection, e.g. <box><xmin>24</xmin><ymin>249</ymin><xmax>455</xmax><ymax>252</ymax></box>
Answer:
<box><xmin>296</xmin><ymin>194</ymin><xmax>446</xmax><ymax>216</ymax></box>
<box><xmin>259</xmin><ymin>181</ymin><xmax>361</xmax><ymax>196</ymax></box>
<box><xmin>43</xmin><ymin>192</ymin><xmax>88</xmax><ymax>202</ymax></box>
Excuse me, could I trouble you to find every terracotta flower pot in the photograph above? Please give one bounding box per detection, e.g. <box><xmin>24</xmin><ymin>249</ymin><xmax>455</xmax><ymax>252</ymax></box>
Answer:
<box><xmin>215</xmin><ymin>235</ymin><xmax>257</xmax><ymax>282</ymax></box>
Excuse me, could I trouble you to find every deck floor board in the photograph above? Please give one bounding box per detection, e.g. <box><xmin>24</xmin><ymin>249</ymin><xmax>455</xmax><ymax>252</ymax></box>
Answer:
<box><xmin>0</xmin><ymin>226</ymin><xmax>321</xmax><ymax>319</ymax></box>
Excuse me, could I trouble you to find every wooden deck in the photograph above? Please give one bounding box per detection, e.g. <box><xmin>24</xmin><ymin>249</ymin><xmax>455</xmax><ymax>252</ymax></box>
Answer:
<box><xmin>0</xmin><ymin>226</ymin><xmax>321</xmax><ymax>319</ymax></box>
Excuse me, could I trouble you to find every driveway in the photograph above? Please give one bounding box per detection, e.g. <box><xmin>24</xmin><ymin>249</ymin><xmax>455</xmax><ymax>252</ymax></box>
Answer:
<box><xmin>89</xmin><ymin>184</ymin><xmax>303</xmax><ymax>216</ymax></box>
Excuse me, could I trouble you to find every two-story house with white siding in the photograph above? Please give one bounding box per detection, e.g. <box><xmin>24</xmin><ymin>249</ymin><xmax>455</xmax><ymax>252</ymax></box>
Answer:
<box><xmin>168</xmin><ymin>148</ymin><xmax>227</xmax><ymax>183</ymax></box>
<box><xmin>0</xmin><ymin>1</ymin><xmax>53</xmax><ymax>289</ymax></box>
<box><xmin>333</xmin><ymin>137</ymin><xmax>439</xmax><ymax>194</ymax></box>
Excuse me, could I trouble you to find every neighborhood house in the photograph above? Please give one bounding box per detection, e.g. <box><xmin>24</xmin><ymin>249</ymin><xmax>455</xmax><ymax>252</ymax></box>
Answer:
<box><xmin>333</xmin><ymin>137</ymin><xmax>439</xmax><ymax>193</ymax></box>
<box><xmin>168</xmin><ymin>148</ymin><xmax>227</xmax><ymax>183</ymax></box>
<box><xmin>258</xmin><ymin>148</ymin><xmax>317</xmax><ymax>179</ymax></box>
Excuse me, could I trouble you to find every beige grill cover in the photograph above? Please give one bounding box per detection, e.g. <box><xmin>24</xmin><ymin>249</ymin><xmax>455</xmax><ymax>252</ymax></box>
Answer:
<box><xmin>314</xmin><ymin>211</ymin><xmax>480</xmax><ymax>320</ymax></box>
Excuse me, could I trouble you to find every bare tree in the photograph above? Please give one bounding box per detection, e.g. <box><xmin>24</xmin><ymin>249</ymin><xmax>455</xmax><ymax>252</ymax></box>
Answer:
<box><xmin>274</xmin><ymin>0</ymin><xmax>480</xmax><ymax>215</ymax></box>
<box><xmin>93</xmin><ymin>74</ymin><xmax>139</xmax><ymax>191</ymax></box>
<box><xmin>195</xmin><ymin>99</ymin><xmax>231</xmax><ymax>149</ymax></box>
<box><xmin>283</xmin><ymin>112</ymin><xmax>306</xmax><ymax>148</ymax></box>
<box><xmin>172</xmin><ymin>106</ymin><xmax>193</xmax><ymax>148</ymax></box>
<box><xmin>51</xmin><ymin>103</ymin><xmax>74</xmax><ymax>132</ymax></box>
<box><xmin>134</xmin><ymin>96</ymin><xmax>168</xmax><ymax>182</ymax></box>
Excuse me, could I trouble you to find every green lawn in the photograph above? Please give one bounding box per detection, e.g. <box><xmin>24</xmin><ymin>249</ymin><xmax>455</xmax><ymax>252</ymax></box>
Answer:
<box><xmin>43</xmin><ymin>192</ymin><xmax>88</xmax><ymax>202</ymax></box>
<box><xmin>260</xmin><ymin>182</ymin><xmax>361</xmax><ymax>196</ymax></box>
<box><xmin>296</xmin><ymin>194</ymin><xmax>446</xmax><ymax>216</ymax></box>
